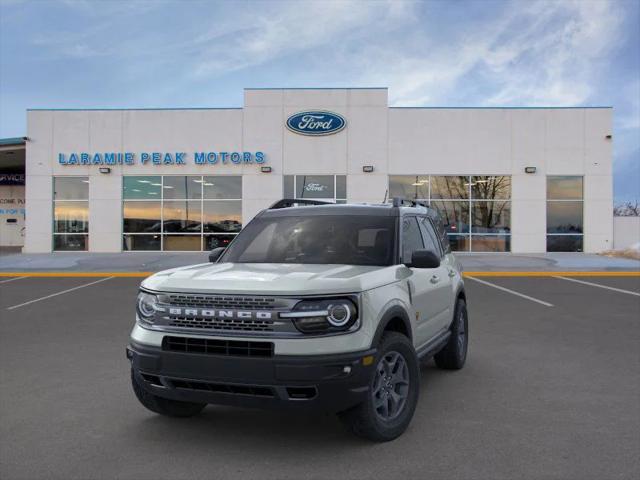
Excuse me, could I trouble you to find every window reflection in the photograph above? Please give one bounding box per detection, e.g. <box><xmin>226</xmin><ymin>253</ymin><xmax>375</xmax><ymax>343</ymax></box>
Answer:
<box><xmin>123</xmin><ymin>176</ymin><xmax>161</xmax><ymax>199</ymax></box>
<box><xmin>283</xmin><ymin>176</ymin><xmax>294</xmax><ymax>198</ymax></box>
<box><xmin>431</xmin><ymin>201</ymin><xmax>470</xmax><ymax>234</ymax></box>
<box><xmin>204</xmin><ymin>234</ymin><xmax>237</xmax><ymax>250</ymax></box>
<box><xmin>547</xmin><ymin>202</ymin><xmax>583</xmax><ymax>233</ymax></box>
<box><xmin>54</xmin><ymin>235</ymin><xmax>87</xmax><ymax>251</ymax></box>
<box><xmin>162</xmin><ymin>176</ymin><xmax>202</xmax><ymax>200</ymax></box>
<box><xmin>53</xmin><ymin>177</ymin><xmax>89</xmax><ymax>251</ymax></box>
<box><xmin>547</xmin><ymin>176</ymin><xmax>583</xmax><ymax>200</ymax></box>
<box><xmin>471</xmin><ymin>176</ymin><xmax>511</xmax><ymax>200</ymax></box>
<box><xmin>472</xmin><ymin>201</ymin><xmax>510</xmax><ymax>233</ymax></box>
<box><xmin>162</xmin><ymin>201</ymin><xmax>202</xmax><ymax>233</ymax></box>
<box><xmin>54</xmin><ymin>177</ymin><xmax>89</xmax><ymax>200</ymax></box>
<box><xmin>389</xmin><ymin>176</ymin><xmax>429</xmax><ymax>200</ymax></box>
<box><xmin>163</xmin><ymin>235</ymin><xmax>202</xmax><ymax>251</ymax></box>
<box><xmin>471</xmin><ymin>235</ymin><xmax>511</xmax><ymax>252</ymax></box>
<box><xmin>122</xmin><ymin>175</ymin><xmax>243</xmax><ymax>251</ymax></box>
<box><xmin>447</xmin><ymin>234</ymin><xmax>470</xmax><ymax>252</ymax></box>
<box><xmin>203</xmin><ymin>176</ymin><xmax>242</xmax><ymax>199</ymax></box>
<box><xmin>430</xmin><ymin>176</ymin><xmax>469</xmax><ymax>199</ymax></box>
<box><xmin>123</xmin><ymin>235</ymin><xmax>160</xmax><ymax>251</ymax></box>
<box><xmin>547</xmin><ymin>235</ymin><xmax>583</xmax><ymax>252</ymax></box>
<box><xmin>54</xmin><ymin>201</ymin><xmax>89</xmax><ymax>233</ymax></box>
<box><xmin>123</xmin><ymin>201</ymin><xmax>161</xmax><ymax>232</ymax></box>
<box><xmin>203</xmin><ymin>201</ymin><xmax>242</xmax><ymax>233</ymax></box>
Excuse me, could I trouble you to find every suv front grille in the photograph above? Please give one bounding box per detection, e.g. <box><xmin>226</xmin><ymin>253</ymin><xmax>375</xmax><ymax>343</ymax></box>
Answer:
<box><xmin>168</xmin><ymin>316</ymin><xmax>274</xmax><ymax>332</ymax></box>
<box><xmin>166</xmin><ymin>294</ymin><xmax>278</xmax><ymax>310</ymax></box>
<box><xmin>162</xmin><ymin>336</ymin><xmax>274</xmax><ymax>357</ymax></box>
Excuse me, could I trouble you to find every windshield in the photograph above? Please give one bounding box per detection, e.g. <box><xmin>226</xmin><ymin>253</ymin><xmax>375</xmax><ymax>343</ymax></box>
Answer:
<box><xmin>221</xmin><ymin>215</ymin><xmax>397</xmax><ymax>266</ymax></box>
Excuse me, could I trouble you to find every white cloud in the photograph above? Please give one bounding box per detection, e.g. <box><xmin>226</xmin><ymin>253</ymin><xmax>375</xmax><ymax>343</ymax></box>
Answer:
<box><xmin>190</xmin><ymin>1</ymin><xmax>411</xmax><ymax>78</ymax></box>
<box><xmin>344</xmin><ymin>0</ymin><xmax>625</xmax><ymax>107</ymax></box>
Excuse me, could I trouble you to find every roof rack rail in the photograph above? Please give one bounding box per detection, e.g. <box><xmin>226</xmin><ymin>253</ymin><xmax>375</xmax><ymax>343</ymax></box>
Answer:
<box><xmin>269</xmin><ymin>198</ymin><xmax>334</xmax><ymax>209</ymax></box>
<box><xmin>391</xmin><ymin>197</ymin><xmax>429</xmax><ymax>209</ymax></box>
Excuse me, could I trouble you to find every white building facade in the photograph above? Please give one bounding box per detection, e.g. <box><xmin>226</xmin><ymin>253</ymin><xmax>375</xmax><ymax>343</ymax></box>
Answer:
<box><xmin>24</xmin><ymin>88</ymin><xmax>613</xmax><ymax>254</ymax></box>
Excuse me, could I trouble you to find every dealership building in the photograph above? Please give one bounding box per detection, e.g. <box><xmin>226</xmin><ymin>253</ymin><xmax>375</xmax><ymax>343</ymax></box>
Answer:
<box><xmin>1</xmin><ymin>88</ymin><xmax>613</xmax><ymax>253</ymax></box>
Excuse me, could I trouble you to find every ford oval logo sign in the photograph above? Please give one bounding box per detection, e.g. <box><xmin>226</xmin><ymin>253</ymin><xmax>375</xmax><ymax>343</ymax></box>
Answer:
<box><xmin>286</xmin><ymin>111</ymin><xmax>346</xmax><ymax>136</ymax></box>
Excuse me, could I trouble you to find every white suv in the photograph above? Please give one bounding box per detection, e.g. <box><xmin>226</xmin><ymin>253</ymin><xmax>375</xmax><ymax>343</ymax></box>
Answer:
<box><xmin>127</xmin><ymin>198</ymin><xmax>468</xmax><ymax>441</ymax></box>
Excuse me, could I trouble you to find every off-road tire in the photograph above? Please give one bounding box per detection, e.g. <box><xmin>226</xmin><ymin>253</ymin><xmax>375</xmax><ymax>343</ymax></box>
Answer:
<box><xmin>131</xmin><ymin>369</ymin><xmax>206</xmax><ymax>417</ymax></box>
<box><xmin>434</xmin><ymin>297</ymin><xmax>468</xmax><ymax>370</ymax></box>
<box><xmin>338</xmin><ymin>332</ymin><xmax>419</xmax><ymax>442</ymax></box>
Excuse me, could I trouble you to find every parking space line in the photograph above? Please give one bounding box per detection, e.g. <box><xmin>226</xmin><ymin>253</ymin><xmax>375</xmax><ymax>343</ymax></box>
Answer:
<box><xmin>0</xmin><ymin>272</ymin><xmax>151</xmax><ymax>277</ymax></box>
<box><xmin>466</xmin><ymin>276</ymin><xmax>554</xmax><ymax>307</ymax></box>
<box><xmin>6</xmin><ymin>277</ymin><xmax>115</xmax><ymax>311</ymax></box>
<box><xmin>555</xmin><ymin>276</ymin><xmax>640</xmax><ymax>297</ymax></box>
<box><xmin>0</xmin><ymin>276</ymin><xmax>28</xmax><ymax>284</ymax></box>
<box><xmin>463</xmin><ymin>271</ymin><xmax>640</xmax><ymax>277</ymax></box>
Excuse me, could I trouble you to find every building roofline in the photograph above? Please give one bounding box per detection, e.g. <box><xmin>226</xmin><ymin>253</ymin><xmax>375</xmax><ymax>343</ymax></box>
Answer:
<box><xmin>0</xmin><ymin>137</ymin><xmax>27</xmax><ymax>146</ymax></box>
<box><xmin>26</xmin><ymin>105</ymin><xmax>614</xmax><ymax>113</ymax></box>
<box><xmin>244</xmin><ymin>87</ymin><xmax>388</xmax><ymax>90</ymax></box>
<box><xmin>390</xmin><ymin>106</ymin><xmax>613</xmax><ymax>109</ymax></box>
<box><xmin>27</xmin><ymin>107</ymin><xmax>242</xmax><ymax>112</ymax></box>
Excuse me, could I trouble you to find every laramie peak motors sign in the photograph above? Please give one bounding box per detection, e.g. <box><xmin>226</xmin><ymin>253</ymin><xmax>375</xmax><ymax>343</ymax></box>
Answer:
<box><xmin>286</xmin><ymin>111</ymin><xmax>346</xmax><ymax>136</ymax></box>
<box><xmin>57</xmin><ymin>151</ymin><xmax>265</xmax><ymax>166</ymax></box>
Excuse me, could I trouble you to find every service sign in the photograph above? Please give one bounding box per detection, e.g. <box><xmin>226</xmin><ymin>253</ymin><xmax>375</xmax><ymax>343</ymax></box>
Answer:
<box><xmin>286</xmin><ymin>111</ymin><xmax>346</xmax><ymax>136</ymax></box>
<box><xmin>0</xmin><ymin>173</ymin><xmax>25</xmax><ymax>185</ymax></box>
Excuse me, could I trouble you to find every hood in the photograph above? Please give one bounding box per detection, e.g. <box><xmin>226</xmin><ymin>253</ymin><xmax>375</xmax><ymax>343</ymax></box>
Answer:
<box><xmin>142</xmin><ymin>262</ymin><xmax>403</xmax><ymax>296</ymax></box>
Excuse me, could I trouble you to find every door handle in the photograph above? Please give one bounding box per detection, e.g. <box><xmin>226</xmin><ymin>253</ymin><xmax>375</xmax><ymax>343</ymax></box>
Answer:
<box><xmin>430</xmin><ymin>275</ymin><xmax>440</xmax><ymax>284</ymax></box>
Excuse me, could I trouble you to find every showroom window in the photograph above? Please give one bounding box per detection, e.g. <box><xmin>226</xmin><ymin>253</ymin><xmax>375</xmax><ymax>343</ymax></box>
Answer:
<box><xmin>546</xmin><ymin>176</ymin><xmax>583</xmax><ymax>252</ymax></box>
<box><xmin>122</xmin><ymin>175</ymin><xmax>242</xmax><ymax>251</ymax></box>
<box><xmin>283</xmin><ymin>175</ymin><xmax>347</xmax><ymax>203</ymax></box>
<box><xmin>53</xmin><ymin>176</ymin><xmax>89</xmax><ymax>251</ymax></box>
<box><xmin>389</xmin><ymin>175</ymin><xmax>511</xmax><ymax>252</ymax></box>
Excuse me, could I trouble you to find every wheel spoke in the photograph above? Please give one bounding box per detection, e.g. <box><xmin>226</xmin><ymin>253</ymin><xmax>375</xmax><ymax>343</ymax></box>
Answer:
<box><xmin>372</xmin><ymin>350</ymin><xmax>412</xmax><ymax>420</ymax></box>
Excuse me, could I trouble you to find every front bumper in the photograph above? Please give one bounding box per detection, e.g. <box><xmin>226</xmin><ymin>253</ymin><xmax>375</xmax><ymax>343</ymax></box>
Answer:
<box><xmin>127</xmin><ymin>340</ymin><xmax>376</xmax><ymax>413</ymax></box>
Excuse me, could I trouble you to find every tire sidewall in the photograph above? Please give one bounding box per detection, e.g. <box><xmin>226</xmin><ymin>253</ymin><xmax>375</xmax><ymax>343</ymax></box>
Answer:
<box><xmin>453</xmin><ymin>299</ymin><xmax>468</xmax><ymax>365</ymax></box>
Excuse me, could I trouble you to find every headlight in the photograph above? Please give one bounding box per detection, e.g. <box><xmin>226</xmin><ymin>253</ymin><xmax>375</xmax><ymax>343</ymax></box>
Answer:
<box><xmin>136</xmin><ymin>291</ymin><xmax>158</xmax><ymax>325</ymax></box>
<box><xmin>281</xmin><ymin>298</ymin><xmax>358</xmax><ymax>334</ymax></box>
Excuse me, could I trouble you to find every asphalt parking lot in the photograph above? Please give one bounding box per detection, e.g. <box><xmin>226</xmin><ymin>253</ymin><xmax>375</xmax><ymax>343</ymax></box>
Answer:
<box><xmin>1</xmin><ymin>274</ymin><xmax>639</xmax><ymax>480</ymax></box>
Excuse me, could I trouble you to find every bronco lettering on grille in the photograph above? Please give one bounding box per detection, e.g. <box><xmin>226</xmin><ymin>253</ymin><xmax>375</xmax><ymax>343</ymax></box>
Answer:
<box><xmin>168</xmin><ymin>308</ymin><xmax>274</xmax><ymax>320</ymax></box>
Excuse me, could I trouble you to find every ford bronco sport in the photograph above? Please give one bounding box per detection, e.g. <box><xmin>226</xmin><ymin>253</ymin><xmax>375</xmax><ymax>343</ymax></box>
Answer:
<box><xmin>127</xmin><ymin>198</ymin><xmax>468</xmax><ymax>441</ymax></box>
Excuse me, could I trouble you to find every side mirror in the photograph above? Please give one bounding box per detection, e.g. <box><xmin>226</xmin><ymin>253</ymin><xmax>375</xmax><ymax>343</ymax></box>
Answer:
<box><xmin>406</xmin><ymin>249</ymin><xmax>440</xmax><ymax>269</ymax></box>
<box><xmin>208</xmin><ymin>247</ymin><xmax>226</xmax><ymax>263</ymax></box>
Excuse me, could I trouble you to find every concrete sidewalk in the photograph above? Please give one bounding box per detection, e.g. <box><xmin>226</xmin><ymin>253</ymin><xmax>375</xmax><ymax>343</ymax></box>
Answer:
<box><xmin>0</xmin><ymin>250</ymin><xmax>638</xmax><ymax>273</ymax></box>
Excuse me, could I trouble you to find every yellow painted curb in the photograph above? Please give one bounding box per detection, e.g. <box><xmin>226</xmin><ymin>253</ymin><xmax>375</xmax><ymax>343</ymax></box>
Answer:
<box><xmin>0</xmin><ymin>271</ymin><xmax>638</xmax><ymax>278</ymax></box>
<box><xmin>463</xmin><ymin>271</ymin><xmax>640</xmax><ymax>277</ymax></box>
<box><xmin>0</xmin><ymin>272</ymin><xmax>152</xmax><ymax>278</ymax></box>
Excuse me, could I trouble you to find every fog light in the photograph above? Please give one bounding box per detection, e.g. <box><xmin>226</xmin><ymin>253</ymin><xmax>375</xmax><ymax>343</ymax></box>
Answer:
<box><xmin>362</xmin><ymin>355</ymin><xmax>374</xmax><ymax>366</ymax></box>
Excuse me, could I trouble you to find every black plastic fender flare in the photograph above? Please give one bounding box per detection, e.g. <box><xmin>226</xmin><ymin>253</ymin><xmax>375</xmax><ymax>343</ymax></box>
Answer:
<box><xmin>370</xmin><ymin>305</ymin><xmax>413</xmax><ymax>348</ymax></box>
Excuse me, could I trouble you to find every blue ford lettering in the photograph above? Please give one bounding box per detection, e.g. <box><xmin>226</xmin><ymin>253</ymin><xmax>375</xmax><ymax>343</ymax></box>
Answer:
<box><xmin>286</xmin><ymin>111</ymin><xmax>346</xmax><ymax>136</ymax></box>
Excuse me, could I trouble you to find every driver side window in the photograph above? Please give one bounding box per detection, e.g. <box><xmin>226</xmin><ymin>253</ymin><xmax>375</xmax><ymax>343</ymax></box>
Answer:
<box><xmin>402</xmin><ymin>217</ymin><xmax>424</xmax><ymax>264</ymax></box>
<box><xmin>419</xmin><ymin>217</ymin><xmax>442</xmax><ymax>258</ymax></box>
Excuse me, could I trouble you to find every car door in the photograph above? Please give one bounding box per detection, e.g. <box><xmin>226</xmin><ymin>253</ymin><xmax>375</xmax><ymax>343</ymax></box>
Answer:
<box><xmin>401</xmin><ymin>216</ymin><xmax>449</xmax><ymax>347</ymax></box>
<box><xmin>418</xmin><ymin>216</ymin><xmax>453</xmax><ymax>332</ymax></box>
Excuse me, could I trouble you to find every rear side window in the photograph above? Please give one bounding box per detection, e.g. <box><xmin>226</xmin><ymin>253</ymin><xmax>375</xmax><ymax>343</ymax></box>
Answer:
<box><xmin>401</xmin><ymin>217</ymin><xmax>424</xmax><ymax>263</ymax></box>
<box><xmin>419</xmin><ymin>217</ymin><xmax>442</xmax><ymax>257</ymax></box>
<box><xmin>429</xmin><ymin>213</ymin><xmax>451</xmax><ymax>254</ymax></box>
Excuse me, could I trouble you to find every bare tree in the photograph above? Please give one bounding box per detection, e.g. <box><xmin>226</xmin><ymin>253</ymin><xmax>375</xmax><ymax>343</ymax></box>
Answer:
<box><xmin>613</xmin><ymin>201</ymin><xmax>640</xmax><ymax>216</ymax></box>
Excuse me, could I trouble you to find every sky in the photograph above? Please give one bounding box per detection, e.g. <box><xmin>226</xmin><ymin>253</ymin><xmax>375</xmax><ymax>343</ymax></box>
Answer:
<box><xmin>0</xmin><ymin>0</ymin><xmax>638</xmax><ymax>203</ymax></box>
